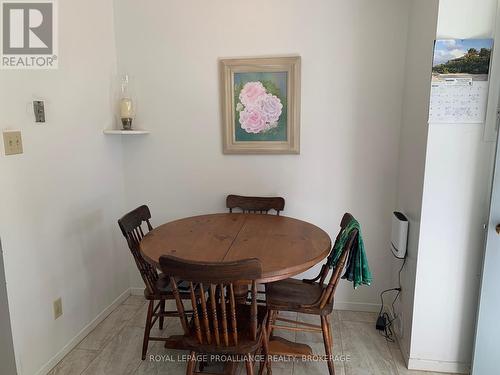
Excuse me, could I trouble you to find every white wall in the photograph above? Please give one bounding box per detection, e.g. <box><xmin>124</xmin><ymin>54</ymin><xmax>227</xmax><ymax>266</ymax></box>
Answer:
<box><xmin>113</xmin><ymin>0</ymin><xmax>411</xmax><ymax>311</ymax></box>
<box><xmin>0</xmin><ymin>246</ymin><xmax>17</xmax><ymax>374</ymax></box>
<box><xmin>394</xmin><ymin>0</ymin><xmax>439</xmax><ymax>361</ymax></box>
<box><xmin>0</xmin><ymin>1</ymin><xmax>131</xmax><ymax>374</ymax></box>
<box><xmin>403</xmin><ymin>0</ymin><xmax>498</xmax><ymax>372</ymax></box>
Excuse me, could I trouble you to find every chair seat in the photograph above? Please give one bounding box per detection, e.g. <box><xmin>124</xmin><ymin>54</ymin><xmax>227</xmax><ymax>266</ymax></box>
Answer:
<box><xmin>265</xmin><ymin>278</ymin><xmax>333</xmax><ymax>315</ymax></box>
<box><xmin>144</xmin><ymin>274</ymin><xmax>190</xmax><ymax>300</ymax></box>
<box><xmin>176</xmin><ymin>304</ymin><xmax>268</xmax><ymax>354</ymax></box>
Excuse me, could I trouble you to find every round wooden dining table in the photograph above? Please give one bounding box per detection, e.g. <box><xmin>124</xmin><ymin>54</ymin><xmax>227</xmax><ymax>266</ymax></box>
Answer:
<box><xmin>140</xmin><ymin>213</ymin><xmax>332</xmax><ymax>283</ymax></box>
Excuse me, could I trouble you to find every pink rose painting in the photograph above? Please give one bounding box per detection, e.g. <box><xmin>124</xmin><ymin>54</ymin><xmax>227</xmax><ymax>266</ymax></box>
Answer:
<box><xmin>236</xmin><ymin>80</ymin><xmax>284</xmax><ymax>135</ymax></box>
<box><xmin>221</xmin><ymin>57</ymin><xmax>300</xmax><ymax>153</ymax></box>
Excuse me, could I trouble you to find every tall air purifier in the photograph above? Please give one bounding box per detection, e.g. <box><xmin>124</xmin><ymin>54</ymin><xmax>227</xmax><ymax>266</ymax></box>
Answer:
<box><xmin>391</xmin><ymin>211</ymin><xmax>408</xmax><ymax>259</ymax></box>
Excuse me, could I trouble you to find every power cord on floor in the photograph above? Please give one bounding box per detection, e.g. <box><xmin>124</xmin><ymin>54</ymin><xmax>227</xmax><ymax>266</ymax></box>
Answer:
<box><xmin>376</xmin><ymin>255</ymin><xmax>406</xmax><ymax>342</ymax></box>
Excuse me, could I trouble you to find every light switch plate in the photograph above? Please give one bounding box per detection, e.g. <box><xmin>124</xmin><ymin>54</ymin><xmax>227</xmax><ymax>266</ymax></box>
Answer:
<box><xmin>33</xmin><ymin>101</ymin><xmax>45</xmax><ymax>123</ymax></box>
<box><xmin>53</xmin><ymin>297</ymin><xmax>63</xmax><ymax>320</ymax></box>
<box><xmin>3</xmin><ymin>131</ymin><xmax>23</xmax><ymax>155</ymax></box>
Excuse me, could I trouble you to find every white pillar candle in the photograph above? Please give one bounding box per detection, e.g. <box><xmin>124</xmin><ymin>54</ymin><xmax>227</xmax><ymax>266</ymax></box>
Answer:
<box><xmin>120</xmin><ymin>98</ymin><xmax>134</xmax><ymax>118</ymax></box>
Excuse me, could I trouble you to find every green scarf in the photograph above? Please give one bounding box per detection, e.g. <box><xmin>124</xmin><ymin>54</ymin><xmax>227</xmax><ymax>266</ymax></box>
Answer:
<box><xmin>326</xmin><ymin>218</ymin><xmax>372</xmax><ymax>289</ymax></box>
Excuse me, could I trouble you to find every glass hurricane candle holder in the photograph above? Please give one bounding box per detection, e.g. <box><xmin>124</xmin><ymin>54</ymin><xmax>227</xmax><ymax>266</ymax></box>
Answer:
<box><xmin>119</xmin><ymin>74</ymin><xmax>135</xmax><ymax>130</ymax></box>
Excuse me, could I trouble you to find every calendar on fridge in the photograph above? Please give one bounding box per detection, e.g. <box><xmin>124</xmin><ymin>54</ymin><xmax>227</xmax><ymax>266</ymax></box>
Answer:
<box><xmin>429</xmin><ymin>39</ymin><xmax>493</xmax><ymax>124</ymax></box>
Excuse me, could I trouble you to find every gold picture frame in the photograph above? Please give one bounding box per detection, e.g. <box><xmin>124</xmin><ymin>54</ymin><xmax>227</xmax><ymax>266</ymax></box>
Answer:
<box><xmin>220</xmin><ymin>56</ymin><xmax>301</xmax><ymax>154</ymax></box>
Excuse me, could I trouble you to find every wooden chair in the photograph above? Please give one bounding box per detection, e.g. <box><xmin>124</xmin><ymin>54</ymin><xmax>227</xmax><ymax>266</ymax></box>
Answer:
<box><xmin>159</xmin><ymin>255</ymin><xmax>271</xmax><ymax>375</ymax></box>
<box><xmin>226</xmin><ymin>195</ymin><xmax>285</xmax><ymax>216</ymax></box>
<box><xmin>226</xmin><ymin>194</ymin><xmax>284</xmax><ymax>301</ymax></box>
<box><xmin>264</xmin><ymin>213</ymin><xmax>358</xmax><ymax>375</ymax></box>
<box><xmin>118</xmin><ymin>205</ymin><xmax>190</xmax><ymax>360</ymax></box>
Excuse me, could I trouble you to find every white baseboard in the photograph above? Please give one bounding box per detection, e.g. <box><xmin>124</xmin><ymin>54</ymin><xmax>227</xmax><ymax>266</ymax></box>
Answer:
<box><xmin>35</xmin><ymin>288</ymin><xmax>132</xmax><ymax>375</ymax></box>
<box><xmin>129</xmin><ymin>287</ymin><xmax>144</xmax><ymax>296</ymax></box>
<box><xmin>397</xmin><ymin>337</ymin><xmax>469</xmax><ymax>374</ymax></box>
<box><xmin>333</xmin><ymin>301</ymin><xmax>381</xmax><ymax>312</ymax></box>
<box><xmin>407</xmin><ymin>357</ymin><xmax>470</xmax><ymax>374</ymax></box>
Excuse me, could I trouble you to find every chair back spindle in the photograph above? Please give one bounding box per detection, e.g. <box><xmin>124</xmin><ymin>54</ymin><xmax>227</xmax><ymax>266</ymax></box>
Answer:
<box><xmin>160</xmin><ymin>256</ymin><xmax>262</xmax><ymax>348</ymax></box>
<box><xmin>226</xmin><ymin>194</ymin><xmax>285</xmax><ymax>215</ymax></box>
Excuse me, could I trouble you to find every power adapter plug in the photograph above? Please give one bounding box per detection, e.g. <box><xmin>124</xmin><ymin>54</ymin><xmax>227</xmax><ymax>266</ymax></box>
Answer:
<box><xmin>376</xmin><ymin>315</ymin><xmax>387</xmax><ymax>331</ymax></box>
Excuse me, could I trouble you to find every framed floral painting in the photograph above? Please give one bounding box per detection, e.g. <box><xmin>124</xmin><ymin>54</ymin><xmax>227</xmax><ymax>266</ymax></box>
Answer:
<box><xmin>220</xmin><ymin>56</ymin><xmax>301</xmax><ymax>154</ymax></box>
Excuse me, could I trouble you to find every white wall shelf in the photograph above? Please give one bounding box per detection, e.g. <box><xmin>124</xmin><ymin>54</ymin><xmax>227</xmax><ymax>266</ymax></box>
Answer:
<box><xmin>103</xmin><ymin>129</ymin><xmax>150</xmax><ymax>135</ymax></box>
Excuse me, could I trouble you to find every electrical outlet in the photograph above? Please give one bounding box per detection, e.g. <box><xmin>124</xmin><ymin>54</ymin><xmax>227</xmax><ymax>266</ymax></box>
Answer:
<box><xmin>53</xmin><ymin>298</ymin><xmax>63</xmax><ymax>320</ymax></box>
<box><xmin>3</xmin><ymin>131</ymin><xmax>23</xmax><ymax>155</ymax></box>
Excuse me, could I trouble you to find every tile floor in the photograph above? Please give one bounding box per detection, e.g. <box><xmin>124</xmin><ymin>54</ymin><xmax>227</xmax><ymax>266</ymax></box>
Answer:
<box><xmin>48</xmin><ymin>295</ymin><xmax>452</xmax><ymax>375</ymax></box>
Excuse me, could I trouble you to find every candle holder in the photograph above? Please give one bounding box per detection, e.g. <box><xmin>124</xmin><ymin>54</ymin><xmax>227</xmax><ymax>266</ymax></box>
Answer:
<box><xmin>121</xmin><ymin>117</ymin><xmax>133</xmax><ymax>130</ymax></box>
